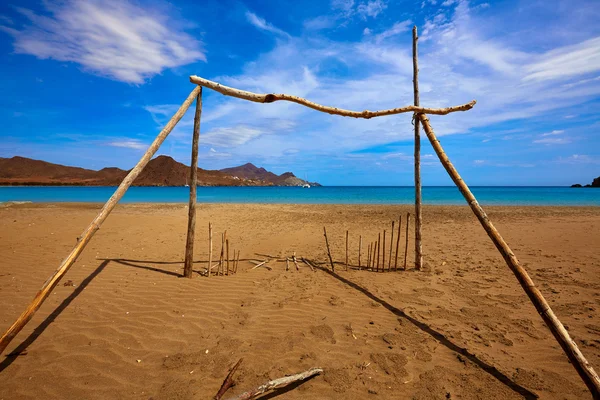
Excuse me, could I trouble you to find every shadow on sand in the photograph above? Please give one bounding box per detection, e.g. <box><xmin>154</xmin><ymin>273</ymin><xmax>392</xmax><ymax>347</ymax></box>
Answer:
<box><xmin>312</xmin><ymin>262</ymin><xmax>538</xmax><ymax>399</ymax></box>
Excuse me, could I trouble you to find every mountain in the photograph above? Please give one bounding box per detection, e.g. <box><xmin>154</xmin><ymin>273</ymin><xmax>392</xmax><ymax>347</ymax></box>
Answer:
<box><xmin>0</xmin><ymin>156</ymin><xmax>320</xmax><ymax>187</ymax></box>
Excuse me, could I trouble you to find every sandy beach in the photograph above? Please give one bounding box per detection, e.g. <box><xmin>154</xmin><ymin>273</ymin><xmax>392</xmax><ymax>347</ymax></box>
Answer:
<box><xmin>0</xmin><ymin>203</ymin><xmax>599</xmax><ymax>399</ymax></box>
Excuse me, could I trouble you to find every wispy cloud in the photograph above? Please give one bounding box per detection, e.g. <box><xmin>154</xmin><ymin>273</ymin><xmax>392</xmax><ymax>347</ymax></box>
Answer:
<box><xmin>533</xmin><ymin>137</ymin><xmax>571</xmax><ymax>145</ymax></box>
<box><xmin>0</xmin><ymin>0</ymin><xmax>205</xmax><ymax>84</ymax></box>
<box><xmin>202</xmin><ymin>125</ymin><xmax>269</xmax><ymax>147</ymax></box>
<box><xmin>245</xmin><ymin>11</ymin><xmax>290</xmax><ymax>38</ymax></box>
<box><xmin>107</xmin><ymin>139</ymin><xmax>147</xmax><ymax>150</ymax></box>
<box><xmin>374</xmin><ymin>20</ymin><xmax>412</xmax><ymax>43</ymax></box>
<box><xmin>556</xmin><ymin>154</ymin><xmax>599</xmax><ymax>164</ymax></box>
<box><xmin>357</xmin><ymin>0</ymin><xmax>388</xmax><ymax>19</ymax></box>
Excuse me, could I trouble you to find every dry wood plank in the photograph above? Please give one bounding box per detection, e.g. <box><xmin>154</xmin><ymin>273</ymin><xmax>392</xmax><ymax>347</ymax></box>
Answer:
<box><xmin>0</xmin><ymin>86</ymin><xmax>201</xmax><ymax>355</ymax></box>
<box><xmin>413</xmin><ymin>25</ymin><xmax>423</xmax><ymax>271</ymax></box>
<box><xmin>183</xmin><ymin>88</ymin><xmax>203</xmax><ymax>278</ymax></box>
<box><xmin>418</xmin><ymin>111</ymin><xmax>600</xmax><ymax>397</ymax></box>
<box><xmin>225</xmin><ymin>367</ymin><xmax>323</xmax><ymax>400</ymax></box>
<box><xmin>190</xmin><ymin>76</ymin><xmax>475</xmax><ymax>119</ymax></box>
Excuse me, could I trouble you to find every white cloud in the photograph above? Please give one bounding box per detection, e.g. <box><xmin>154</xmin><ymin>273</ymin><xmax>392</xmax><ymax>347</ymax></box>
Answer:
<box><xmin>540</xmin><ymin>130</ymin><xmax>565</xmax><ymax>136</ymax></box>
<box><xmin>524</xmin><ymin>37</ymin><xmax>600</xmax><ymax>82</ymax></box>
<box><xmin>374</xmin><ymin>20</ymin><xmax>412</xmax><ymax>43</ymax></box>
<box><xmin>304</xmin><ymin>16</ymin><xmax>336</xmax><ymax>31</ymax></box>
<box><xmin>202</xmin><ymin>125</ymin><xmax>269</xmax><ymax>147</ymax></box>
<box><xmin>533</xmin><ymin>137</ymin><xmax>571</xmax><ymax>145</ymax></box>
<box><xmin>245</xmin><ymin>11</ymin><xmax>290</xmax><ymax>38</ymax></box>
<box><xmin>107</xmin><ymin>139</ymin><xmax>147</xmax><ymax>150</ymax></box>
<box><xmin>556</xmin><ymin>154</ymin><xmax>599</xmax><ymax>164</ymax></box>
<box><xmin>0</xmin><ymin>0</ymin><xmax>205</xmax><ymax>84</ymax></box>
<box><xmin>357</xmin><ymin>0</ymin><xmax>388</xmax><ymax>19</ymax></box>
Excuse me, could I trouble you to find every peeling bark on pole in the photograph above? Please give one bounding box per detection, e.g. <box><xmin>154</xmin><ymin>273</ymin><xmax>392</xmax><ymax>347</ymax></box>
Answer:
<box><xmin>190</xmin><ymin>76</ymin><xmax>475</xmax><ymax>119</ymax></box>
<box><xmin>418</xmin><ymin>112</ymin><xmax>600</xmax><ymax>398</ymax></box>
<box><xmin>0</xmin><ymin>86</ymin><xmax>201</xmax><ymax>355</ymax></box>
<box><xmin>413</xmin><ymin>26</ymin><xmax>423</xmax><ymax>271</ymax></box>
<box><xmin>184</xmin><ymin>88</ymin><xmax>203</xmax><ymax>278</ymax></box>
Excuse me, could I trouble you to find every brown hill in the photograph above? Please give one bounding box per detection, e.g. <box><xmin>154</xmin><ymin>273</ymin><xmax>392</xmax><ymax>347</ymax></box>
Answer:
<box><xmin>0</xmin><ymin>156</ymin><xmax>319</xmax><ymax>187</ymax></box>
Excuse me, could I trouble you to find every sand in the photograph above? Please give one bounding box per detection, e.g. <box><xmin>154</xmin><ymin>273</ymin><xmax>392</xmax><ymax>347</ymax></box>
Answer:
<box><xmin>0</xmin><ymin>203</ymin><xmax>599</xmax><ymax>399</ymax></box>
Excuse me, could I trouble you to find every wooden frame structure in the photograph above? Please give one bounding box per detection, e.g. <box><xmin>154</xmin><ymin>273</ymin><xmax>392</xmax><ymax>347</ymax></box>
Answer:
<box><xmin>1</xmin><ymin>27</ymin><xmax>599</xmax><ymax>398</ymax></box>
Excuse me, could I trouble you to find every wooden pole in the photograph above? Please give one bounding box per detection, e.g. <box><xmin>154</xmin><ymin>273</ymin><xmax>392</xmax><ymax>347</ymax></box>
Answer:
<box><xmin>394</xmin><ymin>215</ymin><xmax>402</xmax><ymax>271</ymax></box>
<box><xmin>358</xmin><ymin>235</ymin><xmax>362</xmax><ymax>270</ymax></box>
<box><xmin>413</xmin><ymin>26</ymin><xmax>423</xmax><ymax>271</ymax></box>
<box><xmin>184</xmin><ymin>88</ymin><xmax>203</xmax><ymax>278</ymax></box>
<box><xmin>215</xmin><ymin>358</ymin><xmax>243</xmax><ymax>400</ymax></box>
<box><xmin>0</xmin><ymin>86</ymin><xmax>201</xmax><ymax>355</ymax></box>
<box><xmin>418</xmin><ymin>112</ymin><xmax>600</xmax><ymax>397</ymax></box>
<box><xmin>404</xmin><ymin>213</ymin><xmax>410</xmax><ymax>270</ymax></box>
<box><xmin>189</xmin><ymin>76</ymin><xmax>475</xmax><ymax>119</ymax></box>
<box><xmin>388</xmin><ymin>221</ymin><xmax>394</xmax><ymax>271</ymax></box>
<box><xmin>226</xmin><ymin>239</ymin><xmax>230</xmax><ymax>275</ymax></box>
<box><xmin>376</xmin><ymin>234</ymin><xmax>381</xmax><ymax>272</ymax></box>
<box><xmin>208</xmin><ymin>222</ymin><xmax>212</xmax><ymax>278</ymax></box>
<box><xmin>323</xmin><ymin>227</ymin><xmax>335</xmax><ymax>272</ymax></box>
<box><xmin>345</xmin><ymin>230</ymin><xmax>349</xmax><ymax>271</ymax></box>
<box><xmin>372</xmin><ymin>241</ymin><xmax>376</xmax><ymax>270</ymax></box>
<box><xmin>366</xmin><ymin>242</ymin><xmax>370</xmax><ymax>270</ymax></box>
<box><xmin>235</xmin><ymin>250</ymin><xmax>240</xmax><ymax>274</ymax></box>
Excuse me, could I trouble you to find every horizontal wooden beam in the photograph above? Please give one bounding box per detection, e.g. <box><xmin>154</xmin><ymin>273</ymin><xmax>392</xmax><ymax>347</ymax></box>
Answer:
<box><xmin>189</xmin><ymin>75</ymin><xmax>476</xmax><ymax>119</ymax></box>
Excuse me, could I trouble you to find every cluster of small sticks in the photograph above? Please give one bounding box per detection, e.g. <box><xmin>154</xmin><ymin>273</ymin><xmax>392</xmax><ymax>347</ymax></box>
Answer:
<box><xmin>204</xmin><ymin>222</ymin><xmax>241</xmax><ymax>277</ymax></box>
<box><xmin>250</xmin><ymin>252</ymin><xmax>318</xmax><ymax>272</ymax></box>
<box><xmin>323</xmin><ymin>212</ymin><xmax>412</xmax><ymax>272</ymax></box>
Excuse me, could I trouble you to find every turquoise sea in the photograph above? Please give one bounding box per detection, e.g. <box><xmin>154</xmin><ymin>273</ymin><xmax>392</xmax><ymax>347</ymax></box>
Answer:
<box><xmin>0</xmin><ymin>186</ymin><xmax>599</xmax><ymax>206</ymax></box>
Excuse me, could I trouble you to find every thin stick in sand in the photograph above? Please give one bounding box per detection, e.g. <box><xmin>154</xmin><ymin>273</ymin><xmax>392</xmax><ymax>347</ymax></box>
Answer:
<box><xmin>358</xmin><ymin>235</ymin><xmax>362</xmax><ymax>270</ymax></box>
<box><xmin>345</xmin><ymin>230</ymin><xmax>349</xmax><ymax>271</ymax></box>
<box><xmin>323</xmin><ymin>227</ymin><xmax>335</xmax><ymax>272</ymax></box>
<box><xmin>214</xmin><ymin>358</ymin><xmax>243</xmax><ymax>400</ymax></box>
<box><xmin>394</xmin><ymin>215</ymin><xmax>402</xmax><ymax>271</ymax></box>
<box><xmin>293</xmin><ymin>252</ymin><xmax>300</xmax><ymax>271</ymax></box>
<box><xmin>183</xmin><ymin>88</ymin><xmax>202</xmax><ymax>279</ymax></box>
<box><xmin>418</xmin><ymin>112</ymin><xmax>600</xmax><ymax>397</ymax></box>
<box><xmin>301</xmin><ymin>257</ymin><xmax>315</xmax><ymax>272</ymax></box>
<box><xmin>251</xmin><ymin>260</ymin><xmax>269</xmax><ymax>270</ymax></box>
<box><xmin>219</xmin><ymin>232</ymin><xmax>225</xmax><ymax>276</ymax></box>
<box><xmin>376</xmin><ymin>233</ymin><xmax>381</xmax><ymax>272</ymax></box>
<box><xmin>0</xmin><ymin>86</ymin><xmax>201</xmax><ymax>355</ymax></box>
<box><xmin>286</xmin><ymin>258</ymin><xmax>290</xmax><ymax>271</ymax></box>
<box><xmin>372</xmin><ymin>241</ymin><xmax>376</xmax><ymax>271</ymax></box>
<box><xmin>208</xmin><ymin>222</ymin><xmax>212</xmax><ymax>277</ymax></box>
<box><xmin>388</xmin><ymin>221</ymin><xmax>394</xmax><ymax>271</ymax></box>
<box><xmin>226</xmin><ymin>239</ymin><xmax>230</xmax><ymax>275</ymax></box>
<box><xmin>225</xmin><ymin>367</ymin><xmax>323</xmax><ymax>400</ymax></box>
<box><xmin>382</xmin><ymin>230</ymin><xmax>386</xmax><ymax>272</ymax></box>
<box><xmin>404</xmin><ymin>213</ymin><xmax>410</xmax><ymax>270</ymax></box>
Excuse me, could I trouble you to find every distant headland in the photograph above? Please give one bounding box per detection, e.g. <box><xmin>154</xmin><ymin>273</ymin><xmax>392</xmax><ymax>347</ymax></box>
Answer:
<box><xmin>0</xmin><ymin>156</ymin><xmax>320</xmax><ymax>187</ymax></box>
<box><xmin>571</xmin><ymin>176</ymin><xmax>600</xmax><ymax>188</ymax></box>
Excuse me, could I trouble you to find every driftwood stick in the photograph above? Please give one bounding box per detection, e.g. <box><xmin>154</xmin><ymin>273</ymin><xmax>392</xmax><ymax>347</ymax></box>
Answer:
<box><xmin>371</xmin><ymin>241</ymin><xmax>375</xmax><ymax>270</ymax></box>
<box><xmin>382</xmin><ymin>230</ymin><xmax>386</xmax><ymax>272</ymax></box>
<box><xmin>418</xmin><ymin>112</ymin><xmax>600</xmax><ymax>396</ymax></box>
<box><xmin>358</xmin><ymin>235</ymin><xmax>362</xmax><ymax>270</ymax></box>
<box><xmin>214</xmin><ymin>358</ymin><xmax>243</xmax><ymax>400</ymax></box>
<box><xmin>286</xmin><ymin>258</ymin><xmax>290</xmax><ymax>271</ymax></box>
<box><xmin>293</xmin><ymin>252</ymin><xmax>300</xmax><ymax>271</ymax></box>
<box><xmin>0</xmin><ymin>86</ymin><xmax>201</xmax><ymax>355</ymax></box>
<box><xmin>413</xmin><ymin>26</ymin><xmax>423</xmax><ymax>271</ymax></box>
<box><xmin>323</xmin><ymin>227</ymin><xmax>335</xmax><ymax>272</ymax></box>
<box><xmin>404</xmin><ymin>213</ymin><xmax>410</xmax><ymax>270</ymax></box>
<box><xmin>388</xmin><ymin>221</ymin><xmax>394</xmax><ymax>271</ymax></box>
<box><xmin>184</xmin><ymin>88</ymin><xmax>203</xmax><ymax>279</ymax></box>
<box><xmin>377</xmin><ymin>234</ymin><xmax>381</xmax><ymax>272</ymax></box>
<box><xmin>251</xmin><ymin>260</ymin><xmax>269</xmax><ymax>270</ymax></box>
<box><xmin>190</xmin><ymin>76</ymin><xmax>475</xmax><ymax>119</ymax></box>
<box><xmin>345</xmin><ymin>230</ymin><xmax>349</xmax><ymax>271</ymax></box>
<box><xmin>226</xmin><ymin>239</ymin><xmax>230</xmax><ymax>276</ymax></box>
<box><xmin>302</xmin><ymin>258</ymin><xmax>315</xmax><ymax>272</ymax></box>
<box><xmin>255</xmin><ymin>252</ymin><xmax>278</xmax><ymax>259</ymax></box>
<box><xmin>394</xmin><ymin>215</ymin><xmax>402</xmax><ymax>271</ymax></box>
<box><xmin>367</xmin><ymin>242</ymin><xmax>371</xmax><ymax>270</ymax></box>
<box><xmin>219</xmin><ymin>233</ymin><xmax>225</xmax><ymax>276</ymax></box>
<box><xmin>235</xmin><ymin>250</ymin><xmax>240</xmax><ymax>274</ymax></box>
<box><xmin>225</xmin><ymin>367</ymin><xmax>323</xmax><ymax>400</ymax></box>
<box><xmin>208</xmin><ymin>222</ymin><xmax>213</xmax><ymax>278</ymax></box>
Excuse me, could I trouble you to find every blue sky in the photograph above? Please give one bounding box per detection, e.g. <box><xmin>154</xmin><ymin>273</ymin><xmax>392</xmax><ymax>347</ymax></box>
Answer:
<box><xmin>1</xmin><ymin>0</ymin><xmax>599</xmax><ymax>186</ymax></box>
